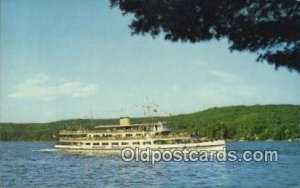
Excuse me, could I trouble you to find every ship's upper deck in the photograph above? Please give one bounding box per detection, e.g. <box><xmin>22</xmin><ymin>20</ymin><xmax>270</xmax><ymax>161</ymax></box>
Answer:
<box><xmin>95</xmin><ymin>122</ymin><xmax>161</xmax><ymax>129</ymax></box>
<box><xmin>95</xmin><ymin>121</ymin><xmax>170</xmax><ymax>132</ymax></box>
<box><xmin>58</xmin><ymin>118</ymin><xmax>171</xmax><ymax>135</ymax></box>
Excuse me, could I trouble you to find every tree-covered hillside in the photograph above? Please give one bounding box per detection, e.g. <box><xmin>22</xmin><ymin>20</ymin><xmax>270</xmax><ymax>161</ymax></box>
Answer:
<box><xmin>165</xmin><ymin>105</ymin><xmax>300</xmax><ymax>140</ymax></box>
<box><xmin>0</xmin><ymin>105</ymin><xmax>299</xmax><ymax>141</ymax></box>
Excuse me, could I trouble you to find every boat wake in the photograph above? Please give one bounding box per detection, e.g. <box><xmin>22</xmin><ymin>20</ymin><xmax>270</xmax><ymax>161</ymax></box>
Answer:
<box><xmin>37</xmin><ymin>148</ymin><xmax>58</xmax><ymax>152</ymax></box>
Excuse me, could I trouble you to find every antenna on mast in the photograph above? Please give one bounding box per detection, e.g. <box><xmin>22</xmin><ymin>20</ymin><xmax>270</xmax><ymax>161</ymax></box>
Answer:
<box><xmin>143</xmin><ymin>97</ymin><xmax>160</xmax><ymax>123</ymax></box>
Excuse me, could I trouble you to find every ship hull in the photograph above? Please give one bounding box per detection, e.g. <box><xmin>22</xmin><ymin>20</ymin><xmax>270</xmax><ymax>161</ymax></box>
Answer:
<box><xmin>54</xmin><ymin>140</ymin><xmax>225</xmax><ymax>153</ymax></box>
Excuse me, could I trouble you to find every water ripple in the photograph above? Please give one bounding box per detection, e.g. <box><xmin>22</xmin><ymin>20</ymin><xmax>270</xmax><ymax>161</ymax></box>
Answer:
<box><xmin>0</xmin><ymin>141</ymin><xmax>300</xmax><ymax>187</ymax></box>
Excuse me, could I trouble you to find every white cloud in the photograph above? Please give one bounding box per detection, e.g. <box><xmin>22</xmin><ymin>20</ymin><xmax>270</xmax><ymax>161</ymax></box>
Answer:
<box><xmin>59</xmin><ymin>82</ymin><xmax>97</xmax><ymax>97</ymax></box>
<box><xmin>10</xmin><ymin>74</ymin><xmax>97</xmax><ymax>101</ymax></box>
<box><xmin>211</xmin><ymin>70</ymin><xmax>245</xmax><ymax>84</ymax></box>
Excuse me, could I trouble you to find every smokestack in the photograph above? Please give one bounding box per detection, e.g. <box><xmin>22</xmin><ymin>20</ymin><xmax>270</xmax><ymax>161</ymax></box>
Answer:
<box><xmin>119</xmin><ymin>117</ymin><xmax>130</xmax><ymax>126</ymax></box>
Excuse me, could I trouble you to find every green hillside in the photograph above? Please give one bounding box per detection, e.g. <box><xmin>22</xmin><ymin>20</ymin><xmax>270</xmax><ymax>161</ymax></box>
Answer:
<box><xmin>1</xmin><ymin>105</ymin><xmax>299</xmax><ymax>141</ymax></box>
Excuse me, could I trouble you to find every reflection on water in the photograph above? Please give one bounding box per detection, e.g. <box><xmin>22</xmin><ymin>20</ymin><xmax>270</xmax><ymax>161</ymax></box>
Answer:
<box><xmin>1</xmin><ymin>141</ymin><xmax>300</xmax><ymax>187</ymax></box>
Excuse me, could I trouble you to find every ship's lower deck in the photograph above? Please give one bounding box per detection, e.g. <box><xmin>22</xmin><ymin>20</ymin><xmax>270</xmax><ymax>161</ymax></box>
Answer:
<box><xmin>55</xmin><ymin>140</ymin><xmax>226</xmax><ymax>152</ymax></box>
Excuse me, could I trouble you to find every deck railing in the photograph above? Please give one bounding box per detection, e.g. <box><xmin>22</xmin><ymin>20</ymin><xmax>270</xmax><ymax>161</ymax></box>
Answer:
<box><xmin>58</xmin><ymin>135</ymin><xmax>191</xmax><ymax>141</ymax></box>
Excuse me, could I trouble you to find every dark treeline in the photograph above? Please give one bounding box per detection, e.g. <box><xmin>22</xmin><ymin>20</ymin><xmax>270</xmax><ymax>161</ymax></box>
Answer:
<box><xmin>1</xmin><ymin>105</ymin><xmax>299</xmax><ymax>141</ymax></box>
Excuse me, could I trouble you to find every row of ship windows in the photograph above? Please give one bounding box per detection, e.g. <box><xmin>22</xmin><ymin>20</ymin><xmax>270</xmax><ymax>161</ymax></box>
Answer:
<box><xmin>92</xmin><ymin>133</ymin><xmax>144</xmax><ymax>137</ymax></box>
<box><xmin>82</xmin><ymin>141</ymin><xmax>152</xmax><ymax>146</ymax></box>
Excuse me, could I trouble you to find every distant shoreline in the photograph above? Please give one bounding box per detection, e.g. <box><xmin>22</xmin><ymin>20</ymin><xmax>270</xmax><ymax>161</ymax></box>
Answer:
<box><xmin>1</xmin><ymin>104</ymin><xmax>299</xmax><ymax>141</ymax></box>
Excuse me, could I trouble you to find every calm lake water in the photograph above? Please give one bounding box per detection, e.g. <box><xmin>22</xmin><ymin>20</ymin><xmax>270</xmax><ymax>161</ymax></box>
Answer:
<box><xmin>1</xmin><ymin>141</ymin><xmax>300</xmax><ymax>188</ymax></box>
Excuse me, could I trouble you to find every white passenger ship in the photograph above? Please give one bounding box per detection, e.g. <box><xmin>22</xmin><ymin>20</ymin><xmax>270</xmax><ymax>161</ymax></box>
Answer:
<box><xmin>55</xmin><ymin>117</ymin><xmax>225</xmax><ymax>152</ymax></box>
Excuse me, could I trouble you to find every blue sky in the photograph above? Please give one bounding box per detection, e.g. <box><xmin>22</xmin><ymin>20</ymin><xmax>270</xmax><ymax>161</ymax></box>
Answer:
<box><xmin>1</xmin><ymin>0</ymin><xmax>300</xmax><ymax>123</ymax></box>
